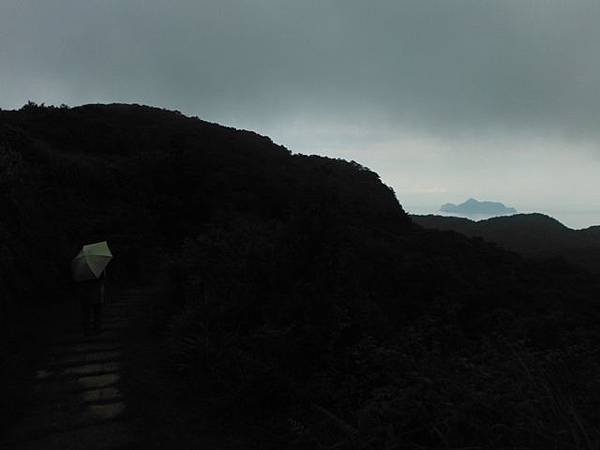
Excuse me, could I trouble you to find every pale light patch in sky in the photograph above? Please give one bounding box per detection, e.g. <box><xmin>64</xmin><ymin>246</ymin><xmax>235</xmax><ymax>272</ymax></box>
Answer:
<box><xmin>253</xmin><ymin>116</ymin><xmax>600</xmax><ymax>227</ymax></box>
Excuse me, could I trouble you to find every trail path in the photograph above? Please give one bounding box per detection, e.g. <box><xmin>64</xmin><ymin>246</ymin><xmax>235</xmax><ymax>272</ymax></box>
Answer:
<box><xmin>1</xmin><ymin>289</ymin><xmax>145</xmax><ymax>450</ymax></box>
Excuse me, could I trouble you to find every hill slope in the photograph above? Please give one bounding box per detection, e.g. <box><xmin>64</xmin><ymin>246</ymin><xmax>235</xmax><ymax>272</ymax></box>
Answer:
<box><xmin>412</xmin><ymin>213</ymin><xmax>600</xmax><ymax>272</ymax></box>
<box><xmin>0</xmin><ymin>102</ymin><xmax>408</xmax><ymax>306</ymax></box>
<box><xmin>2</xmin><ymin>103</ymin><xmax>600</xmax><ymax>449</ymax></box>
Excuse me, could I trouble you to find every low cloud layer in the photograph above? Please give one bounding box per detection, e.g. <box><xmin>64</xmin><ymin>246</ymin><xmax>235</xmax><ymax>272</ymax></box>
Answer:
<box><xmin>2</xmin><ymin>1</ymin><xmax>600</xmax><ymax>224</ymax></box>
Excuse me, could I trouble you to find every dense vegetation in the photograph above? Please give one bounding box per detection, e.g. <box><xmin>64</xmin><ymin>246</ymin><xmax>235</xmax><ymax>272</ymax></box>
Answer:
<box><xmin>2</xmin><ymin>103</ymin><xmax>600</xmax><ymax>449</ymax></box>
<box><xmin>413</xmin><ymin>213</ymin><xmax>600</xmax><ymax>273</ymax></box>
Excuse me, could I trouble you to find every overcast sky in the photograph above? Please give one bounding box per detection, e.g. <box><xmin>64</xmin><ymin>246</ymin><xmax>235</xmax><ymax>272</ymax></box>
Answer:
<box><xmin>1</xmin><ymin>1</ymin><xmax>600</xmax><ymax>226</ymax></box>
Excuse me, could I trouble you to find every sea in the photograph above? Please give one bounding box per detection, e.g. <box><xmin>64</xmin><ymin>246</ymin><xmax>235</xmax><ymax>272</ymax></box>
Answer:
<box><xmin>405</xmin><ymin>206</ymin><xmax>600</xmax><ymax>230</ymax></box>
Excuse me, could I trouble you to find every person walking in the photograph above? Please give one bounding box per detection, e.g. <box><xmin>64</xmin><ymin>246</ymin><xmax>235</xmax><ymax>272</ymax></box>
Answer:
<box><xmin>81</xmin><ymin>270</ymin><xmax>106</xmax><ymax>335</ymax></box>
<box><xmin>72</xmin><ymin>241</ymin><xmax>113</xmax><ymax>335</ymax></box>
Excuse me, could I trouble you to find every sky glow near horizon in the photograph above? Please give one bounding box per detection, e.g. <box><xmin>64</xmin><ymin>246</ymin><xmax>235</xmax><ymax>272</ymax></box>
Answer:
<box><xmin>1</xmin><ymin>0</ymin><xmax>600</xmax><ymax>227</ymax></box>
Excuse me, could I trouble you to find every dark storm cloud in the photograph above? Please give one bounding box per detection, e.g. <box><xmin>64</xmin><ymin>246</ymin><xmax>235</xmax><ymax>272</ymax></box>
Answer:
<box><xmin>2</xmin><ymin>0</ymin><xmax>600</xmax><ymax>140</ymax></box>
<box><xmin>3</xmin><ymin>1</ymin><xmax>600</xmax><ymax>223</ymax></box>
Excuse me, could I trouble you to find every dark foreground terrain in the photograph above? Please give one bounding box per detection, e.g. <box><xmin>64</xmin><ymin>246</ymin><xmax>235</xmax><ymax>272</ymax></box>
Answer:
<box><xmin>2</xmin><ymin>103</ymin><xmax>600</xmax><ymax>449</ymax></box>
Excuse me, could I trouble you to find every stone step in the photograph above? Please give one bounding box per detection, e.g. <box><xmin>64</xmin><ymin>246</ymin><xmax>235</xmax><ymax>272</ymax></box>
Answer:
<box><xmin>100</xmin><ymin>322</ymin><xmax>127</xmax><ymax>329</ymax></box>
<box><xmin>35</xmin><ymin>362</ymin><xmax>122</xmax><ymax>382</ymax></box>
<box><xmin>76</xmin><ymin>373</ymin><xmax>121</xmax><ymax>390</ymax></box>
<box><xmin>28</xmin><ymin>379</ymin><xmax>122</xmax><ymax>406</ymax></box>
<box><xmin>119</xmin><ymin>289</ymin><xmax>147</xmax><ymax>294</ymax></box>
<box><xmin>99</xmin><ymin>321</ymin><xmax>127</xmax><ymax>326</ymax></box>
<box><xmin>4</xmin><ymin>402</ymin><xmax>130</xmax><ymax>447</ymax></box>
<box><xmin>61</xmin><ymin>325</ymin><xmax>127</xmax><ymax>336</ymax></box>
<box><xmin>31</xmin><ymin>372</ymin><xmax>120</xmax><ymax>397</ymax></box>
<box><xmin>111</xmin><ymin>299</ymin><xmax>144</xmax><ymax>303</ymax></box>
<box><xmin>105</xmin><ymin>303</ymin><xmax>141</xmax><ymax>311</ymax></box>
<box><xmin>47</xmin><ymin>350</ymin><xmax>122</xmax><ymax>367</ymax></box>
<box><xmin>100</xmin><ymin>319</ymin><xmax>128</xmax><ymax>326</ymax></box>
<box><xmin>49</xmin><ymin>343</ymin><xmax>123</xmax><ymax>357</ymax></box>
<box><xmin>80</xmin><ymin>386</ymin><xmax>124</xmax><ymax>404</ymax></box>
<box><xmin>3</xmin><ymin>420</ymin><xmax>137</xmax><ymax>450</ymax></box>
<box><xmin>68</xmin><ymin>313</ymin><xmax>128</xmax><ymax>320</ymax></box>
<box><xmin>44</xmin><ymin>353</ymin><xmax>123</xmax><ymax>371</ymax></box>
<box><xmin>104</xmin><ymin>303</ymin><xmax>134</xmax><ymax>308</ymax></box>
<box><xmin>99</xmin><ymin>307</ymin><xmax>130</xmax><ymax>314</ymax></box>
<box><xmin>53</xmin><ymin>330</ymin><xmax>120</xmax><ymax>346</ymax></box>
<box><xmin>101</xmin><ymin>309</ymin><xmax>133</xmax><ymax>317</ymax></box>
<box><xmin>29</xmin><ymin>386</ymin><xmax>124</xmax><ymax>413</ymax></box>
<box><xmin>101</xmin><ymin>315</ymin><xmax>128</xmax><ymax>320</ymax></box>
<box><xmin>106</xmin><ymin>308</ymin><xmax>138</xmax><ymax>312</ymax></box>
<box><xmin>108</xmin><ymin>298</ymin><xmax>145</xmax><ymax>304</ymax></box>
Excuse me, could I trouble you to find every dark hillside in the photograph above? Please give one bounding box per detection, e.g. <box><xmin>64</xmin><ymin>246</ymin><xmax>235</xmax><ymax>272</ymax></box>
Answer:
<box><xmin>2</xmin><ymin>104</ymin><xmax>600</xmax><ymax>448</ymax></box>
<box><xmin>412</xmin><ymin>213</ymin><xmax>600</xmax><ymax>273</ymax></box>
<box><xmin>0</xmin><ymin>103</ymin><xmax>407</xmax><ymax>306</ymax></box>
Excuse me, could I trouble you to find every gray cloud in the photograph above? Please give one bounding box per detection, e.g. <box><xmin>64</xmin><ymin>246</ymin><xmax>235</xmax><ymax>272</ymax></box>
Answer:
<box><xmin>2</xmin><ymin>1</ymin><xmax>599</xmax><ymax>133</ymax></box>
<box><xmin>2</xmin><ymin>1</ymin><xmax>600</xmax><ymax>225</ymax></box>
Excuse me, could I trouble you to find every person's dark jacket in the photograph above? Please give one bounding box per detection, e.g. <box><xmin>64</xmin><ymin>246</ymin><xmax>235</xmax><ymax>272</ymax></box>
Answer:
<box><xmin>81</xmin><ymin>274</ymin><xmax>105</xmax><ymax>305</ymax></box>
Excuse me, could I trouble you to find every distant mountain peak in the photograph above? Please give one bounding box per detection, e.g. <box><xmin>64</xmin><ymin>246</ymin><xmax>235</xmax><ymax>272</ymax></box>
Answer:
<box><xmin>440</xmin><ymin>198</ymin><xmax>517</xmax><ymax>216</ymax></box>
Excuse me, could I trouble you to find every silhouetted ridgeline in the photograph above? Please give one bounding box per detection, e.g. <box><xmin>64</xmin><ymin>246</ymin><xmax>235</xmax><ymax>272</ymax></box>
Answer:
<box><xmin>412</xmin><ymin>213</ymin><xmax>600</xmax><ymax>273</ymax></box>
<box><xmin>2</xmin><ymin>103</ymin><xmax>600</xmax><ymax>448</ymax></box>
<box><xmin>0</xmin><ymin>102</ymin><xmax>406</xmax><ymax>308</ymax></box>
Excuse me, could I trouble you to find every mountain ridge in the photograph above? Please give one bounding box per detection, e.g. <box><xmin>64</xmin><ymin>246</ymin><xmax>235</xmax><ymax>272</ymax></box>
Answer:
<box><xmin>412</xmin><ymin>212</ymin><xmax>600</xmax><ymax>272</ymax></box>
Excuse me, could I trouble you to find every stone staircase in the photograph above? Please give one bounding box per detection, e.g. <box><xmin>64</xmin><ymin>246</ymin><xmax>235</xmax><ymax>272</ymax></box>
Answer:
<box><xmin>1</xmin><ymin>289</ymin><xmax>145</xmax><ymax>449</ymax></box>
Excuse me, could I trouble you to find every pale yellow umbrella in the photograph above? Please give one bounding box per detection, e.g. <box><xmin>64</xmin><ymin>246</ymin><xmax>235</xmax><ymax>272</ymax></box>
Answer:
<box><xmin>72</xmin><ymin>241</ymin><xmax>113</xmax><ymax>281</ymax></box>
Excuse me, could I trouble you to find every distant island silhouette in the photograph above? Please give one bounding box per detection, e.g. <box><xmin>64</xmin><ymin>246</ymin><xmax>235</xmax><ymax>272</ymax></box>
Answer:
<box><xmin>440</xmin><ymin>198</ymin><xmax>517</xmax><ymax>216</ymax></box>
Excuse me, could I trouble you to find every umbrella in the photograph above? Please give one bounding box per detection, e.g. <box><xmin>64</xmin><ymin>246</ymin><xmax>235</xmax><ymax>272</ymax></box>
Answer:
<box><xmin>72</xmin><ymin>241</ymin><xmax>113</xmax><ymax>281</ymax></box>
